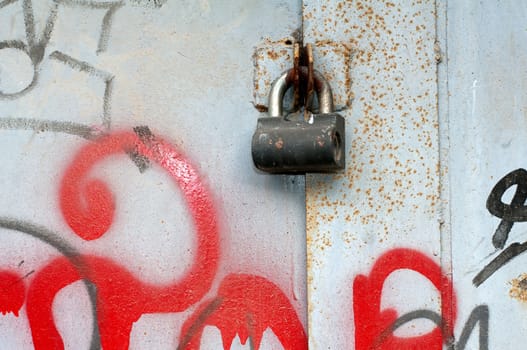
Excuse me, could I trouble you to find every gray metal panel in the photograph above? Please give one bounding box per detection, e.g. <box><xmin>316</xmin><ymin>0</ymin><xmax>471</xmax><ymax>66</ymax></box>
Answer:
<box><xmin>304</xmin><ymin>0</ymin><xmax>527</xmax><ymax>348</ymax></box>
<box><xmin>0</xmin><ymin>1</ymin><xmax>305</xmax><ymax>348</ymax></box>
<box><xmin>448</xmin><ymin>1</ymin><xmax>527</xmax><ymax>348</ymax></box>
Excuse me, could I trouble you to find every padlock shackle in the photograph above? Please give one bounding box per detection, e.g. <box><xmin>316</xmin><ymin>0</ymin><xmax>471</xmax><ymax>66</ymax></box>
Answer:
<box><xmin>268</xmin><ymin>72</ymin><xmax>289</xmax><ymax>117</ymax></box>
<box><xmin>268</xmin><ymin>68</ymin><xmax>334</xmax><ymax>117</ymax></box>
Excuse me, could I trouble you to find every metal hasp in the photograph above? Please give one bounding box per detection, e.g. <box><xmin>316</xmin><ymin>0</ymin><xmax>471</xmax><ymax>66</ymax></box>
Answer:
<box><xmin>251</xmin><ymin>68</ymin><xmax>345</xmax><ymax>174</ymax></box>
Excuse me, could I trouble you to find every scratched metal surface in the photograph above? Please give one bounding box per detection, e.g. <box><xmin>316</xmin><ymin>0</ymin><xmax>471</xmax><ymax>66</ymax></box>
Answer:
<box><xmin>447</xmin><ymin>1</ymin><xmax>527</xmax><ymax>348</ymax></box>
<box><xmin>0</xmin><ymin>1</ymin><xmax>305</xmax><ymax>349</ymax></box>
<box><xmin>303</xmin><ymin>1</ymin><xmax>443</xmax><ymax>348</ymax></box>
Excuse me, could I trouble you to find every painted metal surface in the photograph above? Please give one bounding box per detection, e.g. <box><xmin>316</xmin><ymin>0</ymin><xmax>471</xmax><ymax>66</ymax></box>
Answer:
<box><xmin>304</xmin><ymin>1</ymin><xmax>444</xmax><ymax>348</ymax></box>
<box><xmin>1</xmin><ymin>0</ymin><xmax>526</xmax><ymax>349</ymax></box>
<box><xmin>0</xmin><ymin>1</ymin><xmax>306</xmax><ymax>348</ymax></box>
<box><xmin>448</xmin><ymin>1</ymin><xmax>527</xmax><ymax>348</ymax></box>
<box><xmin>306</xmin><ymin>0</ymin><xmax>527</xmax><ymax>349</ymax></box>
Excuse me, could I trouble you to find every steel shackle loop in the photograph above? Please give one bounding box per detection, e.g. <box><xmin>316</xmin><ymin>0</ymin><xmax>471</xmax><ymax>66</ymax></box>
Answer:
<box><xmin>268</xmin><ymin>68</ymin><xmax>335</xmax><ymax>117</ymax></box>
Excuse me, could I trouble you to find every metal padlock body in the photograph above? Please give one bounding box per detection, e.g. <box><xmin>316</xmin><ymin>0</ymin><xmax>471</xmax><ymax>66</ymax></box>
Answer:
<box><xmin>252</xmin><ymin>113</ymin><xmax>344</xmax><ymax>173</ymax></box>
<box><xmin>251</xmin><ymin>69</ymin><xmax>345</xmax><ymax>173</ymax></box>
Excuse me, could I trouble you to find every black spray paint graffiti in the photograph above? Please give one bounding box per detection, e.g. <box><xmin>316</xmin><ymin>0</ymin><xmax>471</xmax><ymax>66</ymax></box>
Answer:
<box><xmin>49</xmin><ymin>50</ymin><xmax>114</xmax><ymax>129</ymax></box>
<box><xmin>0</xmin><ymin>0</ymin><xmax>167</xmax><ymax>138</ymax></box>
<box><xmin>0</xmin><ymin>0</ymin><xmax>119</xmax><ymax>138</ymax></box>
<box><xmin>0</xmin><ymin>217</ymin><xmax>101</xmax><ymax>350</ymax></box>
<box><xmin>375</xmin><ymin>306</ymin><xmax>489</xmax><ymax>350</ymax></box>
<box><xmin>0</xmin><ymin>0</ymin><xmax>119</xmax><ymax>98</ymax></box>
<box><xmin>0</xmin><ymin>118</ymin><xmax>102</xmax><ymax>140</ymax></box>
<box><xmin>474</xmin><ymin>168</ymin><xmax>527</xmax><ymax>286</ymax></box>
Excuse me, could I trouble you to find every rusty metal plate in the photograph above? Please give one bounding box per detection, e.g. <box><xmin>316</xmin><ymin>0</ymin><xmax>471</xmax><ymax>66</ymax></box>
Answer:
<box><xmin>253</xmin><ymin>40</ymin><xmax>352</xmax><ymax>112</ymax></box>
<box><xmin>303</xmin><ymin>1</ymin><xmax>442</xmax><ymax>348</ymax></box>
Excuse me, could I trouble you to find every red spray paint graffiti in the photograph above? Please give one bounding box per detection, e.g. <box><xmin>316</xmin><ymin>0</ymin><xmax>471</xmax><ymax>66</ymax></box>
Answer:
<box><xmin>179</xmin><ymin>273</ymin><xmax>307</xmax><ymax>350</ymax></box>
<box><xmin>29</xmin><ymin>130</ymin><xmax>221</xmax><ymax>349</ymax></box>
<box><xmin>353</xmin><ymin>248</ymin><xmax>456</xmax><ymax>350</ymax></box>
<box><xmin>0</xmin><ymin>270</ymin><xmax>26</xmax><ymax>317</ymax></box>
<box><xmin>0</xmin><ymin>129</ymin><xmax>305</xmax><ymax>349</ymax></box>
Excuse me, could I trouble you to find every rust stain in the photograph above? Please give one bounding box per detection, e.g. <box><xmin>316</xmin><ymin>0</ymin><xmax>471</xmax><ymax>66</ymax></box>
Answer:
<box><xmin>252</xmin><ymin>103</ymin><xmax>267</xmax><ymax>113</ymax></box>
<box><xmin>266</xmin><ymin>49</ymin><xmax>281</xmax><ymax>60</ymax></box>
<box><xmin>510</xmin><ymin>274</ymin><xmax>527</xmax><ymax>302</ymax></box>
<box><xmin>252</xmin><ymin>38</ymin><xmax>296</xmax><ymax>112</ymax></box>
<box><xmin>253</xmin><ymin>37</ymin><xmax>353</xmax><ymax>113</ymax></box>
<box><xmin>304</xmin><ymin>0</ymin><xmax>440</xmax><ymax>301</ymax></box>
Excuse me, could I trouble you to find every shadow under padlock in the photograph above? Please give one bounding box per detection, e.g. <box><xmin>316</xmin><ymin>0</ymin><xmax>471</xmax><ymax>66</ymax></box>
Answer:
<box><xmin>251</xmin><ymin>68</ymin><xmax>345</xmax><ymax>174</ymax></box>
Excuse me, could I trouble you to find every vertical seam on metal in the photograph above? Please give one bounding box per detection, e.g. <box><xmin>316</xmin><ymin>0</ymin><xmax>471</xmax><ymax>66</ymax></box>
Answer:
<box><xmin>436</xmin><ymin>0</ymin><xmax>454</xmax><ymax>342</ymax></box>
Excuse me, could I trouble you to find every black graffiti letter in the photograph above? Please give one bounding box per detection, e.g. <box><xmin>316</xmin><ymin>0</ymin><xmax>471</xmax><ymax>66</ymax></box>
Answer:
<box><xmin>486</xmin><ymin>168</ymin><xmax>527</xmax><ymax>248</ymax></box>
<box><xmin>454</xmin><ymin>305</ymin><xmax>489</xmax><ymax>350</ymax></box>
<box><xmin>474</xmin><ymin>169</ymin><xmax>527</xmax><ymax>286</ymax></box>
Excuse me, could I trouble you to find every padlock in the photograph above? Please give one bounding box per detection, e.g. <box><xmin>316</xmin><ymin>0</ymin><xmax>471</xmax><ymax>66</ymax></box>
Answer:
<box><xmin>251</xmin><ymin>69</ymin><xmax>345</xmax><ymax>173</ymax></box>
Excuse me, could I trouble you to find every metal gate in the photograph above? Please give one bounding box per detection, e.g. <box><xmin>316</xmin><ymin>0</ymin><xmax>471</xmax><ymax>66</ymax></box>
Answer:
<box><xmin>0</xmin><ymin>0</ymin><xmax>524</xmax><ymax>348</ymax></box>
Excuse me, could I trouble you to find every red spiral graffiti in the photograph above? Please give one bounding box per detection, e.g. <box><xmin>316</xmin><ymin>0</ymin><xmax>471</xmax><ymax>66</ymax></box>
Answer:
<box><xmin>59</xmin><ymin>137</ymin><xmax>117</xmax><ymax>240</ymax></box>
<box><xmin>27</xmin><ymin>130</ymin><xmax>220</xmax><ymax>349</ymax></box>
